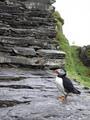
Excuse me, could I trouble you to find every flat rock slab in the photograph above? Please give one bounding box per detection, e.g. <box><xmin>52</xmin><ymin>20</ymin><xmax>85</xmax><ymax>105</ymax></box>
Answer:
<box><xmin>0</xmin><ymin>68</ymin><xmax>90</xmax><ymax>120</ymax></box>
<box><xmin>12</xmin><ymin>47</ymin><xmax>36</xmax><ymax>56</ymax></box>
<box><xmin>0</xmin><ymin>55</ymin><xmax>65</xmax><ymax>69</ymax></box>
<box><xmin>37</xmin><ymin>49</ymin><xmax>66</xmax><ymax>59</ymax></box>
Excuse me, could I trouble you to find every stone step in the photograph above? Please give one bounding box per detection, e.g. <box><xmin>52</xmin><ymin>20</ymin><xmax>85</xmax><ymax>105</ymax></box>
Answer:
<box><xmin>0</xmin><ymin>55</ymin><xmax>65</xmax><ymax>69</ymax></box>
<box><xmin>0</xmin><ymin>13</ymin><xmax>55</xmax><ymax>22</ymax></box>
<box><xmin>0</xmin><ymin>21</ymin><xmax>10</xmax><ymax>28</ymax></box>
<box><xmin>0</xmin><ymin>4</ymin><xmax>52</xmax><ymax>17</ymax></box>
<box><xmin>0</xmin><ymin>36</ymin><xmax>35</xmax><ymax>46</ymax></box>
<box><xmin>0</xmin><ymin>55</ymin><xmax>39</xmax><ymax>66</ymax></box>
<box><xmin>0</xmin><ymin>68</ymin><xmax>52</xmax><ymax>79</ymax></box>
<box><xmin>11</xmin><ymin>10</ymin><xmax>52</xmax><ymax>17</ymax></box>
<box><xmin>0</xmin><ymin>13</ymin><xmax>55</xmax><ymax>27</ymax></box>
<box><xmin>45</xmin><ymin>58</ymin><xmax>65</xmax><ymax>69</ymax></box>
<box><xmin>37</xmin><ymin>49</ymin><xmax>66</xmax><ymax>59</ymax></box>
<box><xmin>0</xmin><ymin>2</ymin><xmax>27</xmax><ymax>13</ymax></box>
<box><xmin>0</xmin><ymin>36</ymin><xmax>57</xmax><ymax>48</ymax></box>
<box><xmin>5</xmin><ymin>20</ymin><xmax>55</xmax><ymax>28</ymax></box>
<box><xmin>0</xmin><ymin>48</ymin><xmax>65</xmax><ymax>59</ymax></box>
<box><xmin>18</xmin><ymin>10</ymin><xmax>52</xmax><ymax>17</ymax></box>
<box><xmin>24</xmin><ymin>0</ymin><xmax>55</xmax><ymax>6</ymax></box>
<box><xmin>0</xmin><ymin>47</ymin><xmax>36</xmax><ymax>57</ymax></box>
<box><xmin>0</xmin><ymin>27</ymin><xmax>56</xmax><ymax>37</ymax></box>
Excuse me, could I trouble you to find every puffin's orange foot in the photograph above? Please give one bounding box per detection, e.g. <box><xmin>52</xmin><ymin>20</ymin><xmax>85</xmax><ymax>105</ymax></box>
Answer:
<box><xmin>57</xmin><ymin>96</ymin><xmax>65</xmax><ymax>102</ymax></box>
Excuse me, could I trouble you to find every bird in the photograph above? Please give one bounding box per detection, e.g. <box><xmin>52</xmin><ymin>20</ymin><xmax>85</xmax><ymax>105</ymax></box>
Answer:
<box><xmin>54</xmin><ymin>68</ymin><xmax>81</xmax><ymax>102</ymax></box>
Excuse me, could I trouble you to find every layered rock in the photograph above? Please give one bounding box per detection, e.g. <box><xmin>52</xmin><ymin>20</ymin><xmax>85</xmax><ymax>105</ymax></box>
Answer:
<box><xmin>0</xmin><ymin>0</ymin><xmax>65</xmax><ymax>69</ymax></box>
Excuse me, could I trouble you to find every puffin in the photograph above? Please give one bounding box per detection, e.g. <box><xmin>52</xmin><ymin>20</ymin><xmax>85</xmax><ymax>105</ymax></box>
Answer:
<box><xmin>54</xmin><ymin>68</ymin><xmax>81</xmax><ymax>102</ymax></box>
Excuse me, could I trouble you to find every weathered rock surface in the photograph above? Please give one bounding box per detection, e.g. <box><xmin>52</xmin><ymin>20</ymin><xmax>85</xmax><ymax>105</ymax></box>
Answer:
<box><xmin>0</xmin><ymin>0</ymin><xmax>65</xmax><ymax>69</ymax></box>
<box><xmin>0</xmin><ymin>68</ymin><xmax>90</xmax><ymax>120</ymax></box>
<box><xmin>37</xmin><ymin>49</ymin><xmax>65</xmax><ymax>59</ymax></box>
<box><xmin>0</xmin><ymin>55</ymin><xmax>65</xmax><ymax>69</ymax></box>
<box><xmin>0</xmin><ymin>1</ymin><xmax>89</xmax><ymax>120</ymax></box>
<box><xmin>79</xmin><ymin>45</ymin><xmax>90</xmax><ymax>67</ymax></box>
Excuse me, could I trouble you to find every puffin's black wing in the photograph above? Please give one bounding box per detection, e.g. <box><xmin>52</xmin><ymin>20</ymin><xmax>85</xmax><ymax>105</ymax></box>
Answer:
<box><xmin>62</xmin><ymin>77</ymin><xmax>81</xmax><ymax>94</ymax></box>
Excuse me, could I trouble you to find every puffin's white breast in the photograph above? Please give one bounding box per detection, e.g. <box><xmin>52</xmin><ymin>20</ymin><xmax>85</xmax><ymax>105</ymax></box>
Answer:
<box><xmin>55</xmin><ymin>76</ymin><xmax>66</xmax><ymax>95</ymax></box>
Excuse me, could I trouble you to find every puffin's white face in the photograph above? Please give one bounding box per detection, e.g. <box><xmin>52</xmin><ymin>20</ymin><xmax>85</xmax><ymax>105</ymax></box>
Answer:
<box><xmin>54</xmin><ymin>69</ymin><xmax>66</xmax><ymax>76</ymax></box>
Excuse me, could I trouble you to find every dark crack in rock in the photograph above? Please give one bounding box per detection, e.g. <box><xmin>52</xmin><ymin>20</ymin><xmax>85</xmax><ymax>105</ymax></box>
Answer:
<box><xmin>0</xmin><ymin>85</ymin><xmax>33</xmax><ymax>89</ymax></box>
<box><xmin>0</xmin><ymin>76</ymin><xmax>26</xmax><ymax>81</ymax></box>
<box><xmin>0</xmin><ymin>100</ymin><xmax>31</xmax><ymax>108</ymax></box>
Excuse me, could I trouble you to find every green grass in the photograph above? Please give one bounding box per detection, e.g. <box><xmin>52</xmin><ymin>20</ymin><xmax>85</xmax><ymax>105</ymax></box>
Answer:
<box><xmin>53</xmin><ymin>11</ymin><xmax>90</xmax><ymax>87</ymax></box>
<box><xmin>70</xmin><ymin>46</ymin><xmax>90</xmax><ymax>87</ymax></box>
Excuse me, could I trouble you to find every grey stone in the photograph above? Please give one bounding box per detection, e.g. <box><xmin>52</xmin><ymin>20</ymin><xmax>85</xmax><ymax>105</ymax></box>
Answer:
<box><xmin>0</xmin><ymin>36</ymin><xmax>57</xmax><ymax>48</ymax></box>
<box><xmin>44</xmin><ymin>58</ymin><xmax>65</xmax><ymax>69</ymax></box>
<box><xmin>37</xmin><ymin>49</ymin><xmax>66</xmax><ymax>59</ymax></box>
<box><xmin>0</xmin><ymin>46</ymin><xmax>36</xmax><ymax>57</ymax></box>
<box><xmin>12</xmin><ymin>47</ymin><xmax>36</xmax><ymax>56</ymax></box>
<box><xmin>0</xmin><ymin>27</ymin><xmax>56</xmax><ymax>38</ymax></box>
<box><xmin>0</xmin><ymin>68</ymin><xmax>90</xmax><ymax>120</ymax></box>
<box><xmin>0</xmin><ymin>55</ymin><xmax>37</xmax><ymax>65</ymax></box>
<box><xmin>0</xmin><ymin>0</ymin><xmax>65</xmax><ymax>68</ymax></box>
<box><xmin>0</xmin><ymin>55</ymin><xmax>65</xmax><ymax>69</ymax></box>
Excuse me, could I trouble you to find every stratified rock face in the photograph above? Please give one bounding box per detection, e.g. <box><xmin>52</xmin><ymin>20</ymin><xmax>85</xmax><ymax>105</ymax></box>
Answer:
<box><xmin>79</xmin><ymin>45</ymin><xmax>90</xmax><ymax>67</ymax></box>
<box><xmin>0</xmin><ymin>0</ymin><xmax>65</xmax><ymax>69</ymax></box>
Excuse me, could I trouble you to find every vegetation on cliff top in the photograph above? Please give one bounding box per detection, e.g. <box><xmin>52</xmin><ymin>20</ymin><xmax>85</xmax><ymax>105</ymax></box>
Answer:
<box><xmin>53</xmin><ymin>11</ymin><xmax>90</xmax><ymax>87</ymax></box>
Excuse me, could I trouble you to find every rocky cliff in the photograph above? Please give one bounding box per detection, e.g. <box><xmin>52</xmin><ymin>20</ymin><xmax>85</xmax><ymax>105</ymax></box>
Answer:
<box><xmin>0</xmin><ymin>0</ymin><xmax>65</xmax><ymax>69</ymax></box>
<box><xmin>79</xmin><ymin>45</ymin><xmax>90</xmax><ymax>67</ymax></box>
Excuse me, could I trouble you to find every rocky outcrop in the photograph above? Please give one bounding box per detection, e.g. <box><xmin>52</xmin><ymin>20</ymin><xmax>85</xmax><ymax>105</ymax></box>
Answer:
<box><xmin>79</xmin><ymin>45</ymin><xmax>90</xmax><ymax>67</ymax></box>
<box><xmin>0</xmin><ymin>0</ymin><xmax>65</xmax><ymax>69</ymax></box>
<box><xmin>0</xmin><ymin>68</ymin><xmax>90</xmax><ymax>120</ymax></box>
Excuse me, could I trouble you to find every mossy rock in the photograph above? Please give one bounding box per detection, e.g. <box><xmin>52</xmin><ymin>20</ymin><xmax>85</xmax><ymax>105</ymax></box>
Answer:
<box><xmin>79</xmin><ymin>45</ymin><xmax>90</xmax><ymax>66</ymax></box>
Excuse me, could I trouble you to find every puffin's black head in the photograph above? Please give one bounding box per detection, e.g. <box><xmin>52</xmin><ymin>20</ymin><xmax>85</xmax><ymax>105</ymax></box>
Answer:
<box><xmin>54</xmin><ymin>68</ymin><xmax>66</xmax><ymax>78</ymax></box>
